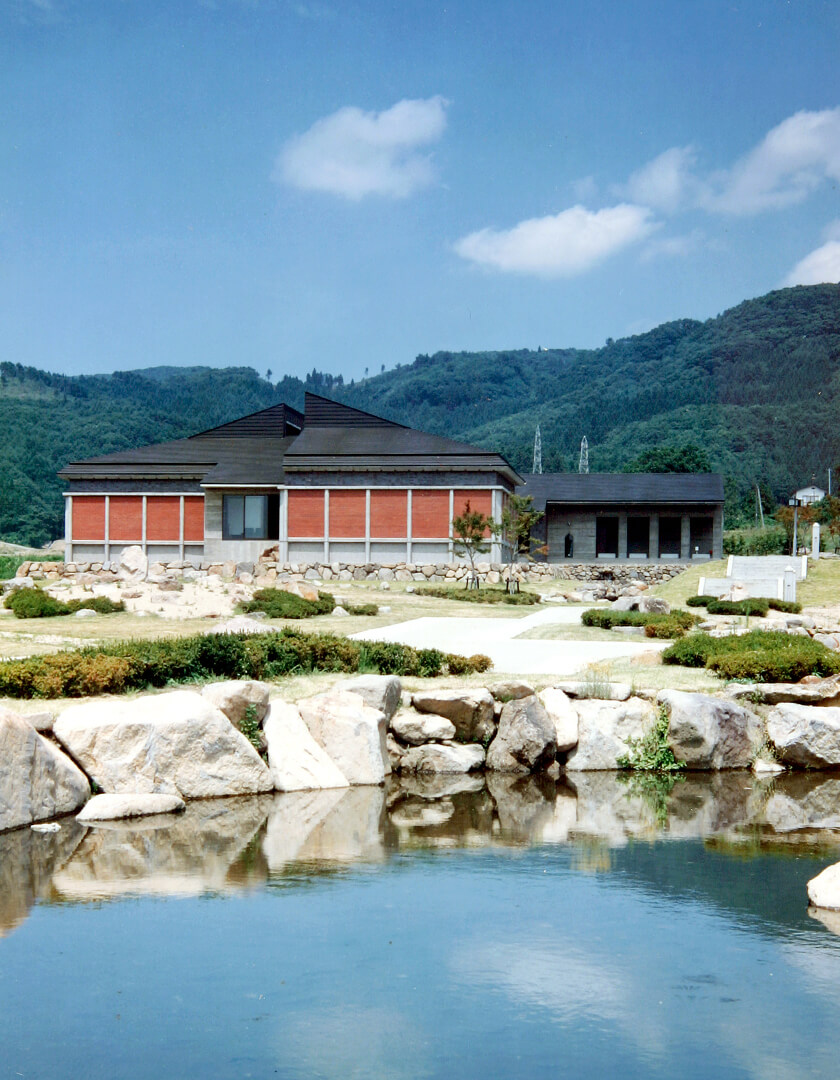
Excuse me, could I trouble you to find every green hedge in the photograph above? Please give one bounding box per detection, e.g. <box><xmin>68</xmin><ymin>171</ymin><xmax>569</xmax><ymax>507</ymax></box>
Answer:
<box><xmin>0</xmin><ymin>628</ymin><xmax>493</xmax><ymax>699</ymax></box>
<box><xmin>662</xmin><ymin>629</ymin><xmax>840</xmax><ymax>682</ymax></box>
<box><xmin>3</xmin><ymin>588</ymin><xmax>125</xmax><ymax>619</ymax></box>
<box><xmin>723</xmin><ymin>527</ymin><xmax>787</xmax><ymax>555</ymax></box>
<box><xmin>241</xmin><ymin>588</ymin><xmax>335</xmax><ymax>619</ymax></box>
<box><xmin>687</xmin><ymin>595</ymin><xmax>802</xmax><ymax>615</ymax></box>
<box><xmin>581</xmin><ymin>608</ymin><xmax>699</xmax><ymax>637</ymax></box>
<box><xmin>417</xmin><ymin>585</ymin><xmax>540</xmax><ymax>605</ymax></box>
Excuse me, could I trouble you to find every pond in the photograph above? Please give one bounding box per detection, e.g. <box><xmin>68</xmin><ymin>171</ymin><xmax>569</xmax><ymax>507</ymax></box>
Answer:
<box><xmin>2</xmin><ymin>772</ymin><xmax>840</xmax><ymax>1079</ymax></box>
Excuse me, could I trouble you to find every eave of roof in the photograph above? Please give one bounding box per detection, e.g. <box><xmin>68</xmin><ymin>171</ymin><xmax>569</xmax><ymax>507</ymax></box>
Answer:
<box><xmin>517</xmin><ymin>472</ymin><xmax>725</xmax><ymax>509</ymax></box>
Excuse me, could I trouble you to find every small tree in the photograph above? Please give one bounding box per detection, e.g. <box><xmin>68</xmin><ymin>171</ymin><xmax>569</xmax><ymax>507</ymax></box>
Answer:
<box><xmin>500</xmin><ymin>494</ymin><xmax>546</xmax><ymax>593</ymax></box>
<box><xmin>452</xmin><ymin>501</ymin><xmax>498</xmax><ymax>588</ymax></box>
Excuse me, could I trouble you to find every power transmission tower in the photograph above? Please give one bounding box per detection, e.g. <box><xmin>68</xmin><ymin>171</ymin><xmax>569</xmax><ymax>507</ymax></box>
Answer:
<box><xmin>532</xmin><ymin>425</ymin><xmax>542</xmax><ymax>474</ymax></box>
<box><xmin>578</xmin><ymin>436</ymin><xmax>589</xmax><ymax>474</ymax></box>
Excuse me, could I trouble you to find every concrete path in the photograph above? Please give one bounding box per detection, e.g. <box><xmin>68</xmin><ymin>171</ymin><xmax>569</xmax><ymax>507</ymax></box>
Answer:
<box><xmin>351</xmin><ymin>605</ymin><xmax>666</xmax><ymax>676</ymax></box>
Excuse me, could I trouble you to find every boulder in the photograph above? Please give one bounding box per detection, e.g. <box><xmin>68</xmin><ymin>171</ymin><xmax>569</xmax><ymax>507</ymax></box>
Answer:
<box><xmin>390</xmin><ymin>710</ymin><xmax>456</xmax><ymax>745</ymax></box>
<box><xmin>658</xmin><ymin>690</ymin><xmax>763</xmax><ymax>769</ymax></box>
<box><xmin>53</xmin><ymin>690</ymin><xmax>273</xmax><ymax>798</ymax></box>
<box><xmin>490</xmin><ymin>680</ymin><xmax>535</xmax><ymax>701</ymax></box>
<box><xmin>342</xmin><ymin>675</ymin><xmax>402</xmax><ymax>721</ymax></box>
<box><xmin>263</xmin><ymin>702</ymin><xmax>349</xmax><ymax>792</ymax></box>
<box><xmin>118</xmin><ymin>545</ymin><xmax>148</xmax><ymax>581</ymax></box>
<box><xmin>611</xmin><ymin>596</ymin><xmax>638</xmax><ymax>611</ymax></box>
<box><xmin>399</xmin><ymin>743</ymin><xmax>486</xmax><ymax>774</ymax></box>
<box><xmin>486</xmin><ymin>695</ymin><xmax>557</xmax><ymax>774</ymax></box>
<box><xmin>538</xmin><ymin>688</ymin><xmax>579</xmax><ymax>752</ymax></box>
<box><xmin>411</xmin><ymin>688</ymin><xmax>496</xmax><ymax>743</ymax></box>
<box><xmin>727</xmin><ymin>677</ymin><xmax>840</xmax><ymax>706</ymax></box>
<box><xmin>807</xmin><ymin>862</ymin><xmax>840</xmax><ymax>910</ymax></box>
<box><xmin>201</xmin><ymin>680</ymin><xmax>271</xmax><ymax>728</ymax></box>
<box><xmin>555</xmin><ymin>681</ymin><xmax>632</xmax><ymax>702</ymax></box>
<box><xmin>767</xmin><ymin>704</ymin><xmax>840</xmax><ymax>767</ymax></box>
<box><xmin>385</xmin><ymin>733</ymin><xmax>406</xmax><ymax>771</ymax></box>
<box><xmin>639</xmin><ymin>596</ymin><xmax>670</xmax><ymax>614</ymax></box>
<box><xmin>0</xmin><ymin>713</ymin><xmax>91</xmax><ymax>832</ymax></box>
<box><xmin>298</xmin><ymin>690</ymin><xmax>388</xmax><ymax>785</ymax></box>
<box><xmin>565</xmin><ymin>698</ymin><xmax>656</xmax><ymax>771</ymax></box>
<box><xmin>77</xmin><ymin>793</ymin><xmax>186</xmax><ymax>822</ymax></box>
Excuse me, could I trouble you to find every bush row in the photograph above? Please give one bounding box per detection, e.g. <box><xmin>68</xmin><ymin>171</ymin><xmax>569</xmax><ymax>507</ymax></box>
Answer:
<box><xmin>662</xmin><ymin>629</ymin><xmax>840</xmax><ymax>682</ymax></box>
<box><xmin>0</xmin><ymin>629</ymin><xmax>492</xmax><ymax>699</ymax></box>
<box><xmin>686</xmin><ymin>595</ymin><xmax>801</xmax><ymax>615</ymax></box>
<box><xmin>722</xmin><ymin>527</ymin><xmax>787</xmax><ymax>556</ymax></box>
<box><xmin>3</xmin><ymin>588</ymin><xmax>125</xmax><ymax>620</ymax></box>
<box><xmin>581</xmin><ymin>608</ymin><xmax>699</xmax><ymax>637</ymax></box>
<box><xmin>417</xmin><ymin>585</ymin><xmax>540</xmax><ymax>605</ymax></box>
<box><xmin>240</xmin><ymin>588</ymin><xmax>335</xmax><ymax>619</ymax></box>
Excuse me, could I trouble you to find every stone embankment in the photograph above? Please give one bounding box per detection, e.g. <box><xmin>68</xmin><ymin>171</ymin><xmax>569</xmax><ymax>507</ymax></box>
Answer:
<box><xmin>6</xmin><ymin>673</ymin><xmax>840</xmax><ymax>837</ymax></box>
<box><xmin>18</xmin><ymin>552</ymin><xmax>687</xmax><ymax>589</ymax></box>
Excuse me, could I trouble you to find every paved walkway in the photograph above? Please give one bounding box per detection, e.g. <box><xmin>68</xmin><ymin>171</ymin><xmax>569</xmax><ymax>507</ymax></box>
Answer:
<box><xmin>351</xmin><ymin>605</ymin><xmax>666</xmax><ymax>676</ymax></box>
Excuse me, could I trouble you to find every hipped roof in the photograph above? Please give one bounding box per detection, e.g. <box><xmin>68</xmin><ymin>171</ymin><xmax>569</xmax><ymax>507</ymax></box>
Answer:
<box><xmin>519</xmin><ymin>472</ymin><xmax>724</xmax><ymax>510</ymax></box>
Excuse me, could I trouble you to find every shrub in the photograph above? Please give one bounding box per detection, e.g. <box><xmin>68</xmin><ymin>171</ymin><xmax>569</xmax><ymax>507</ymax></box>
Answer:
<box><xmin>345</xmin><ymin>603</ymin><xmax>379</xmax><ymax>616</ymax></box>
<box><xmin>417</xmin><ymin>585</ymin><xmax>540</xmax><ymax>606</ymax></box>
<box><xmin>617</xmin><ymin>705</ymin><xmax>685</xmax><ymax>772</ymax></box>
<box><xmin>448</xmin><ymin>652</ymin><xmax>493</xmax><ymax>675</ymax></box>
<box><xmin>686</xmin><ymin>595</ymin><xmax>717</xmax><ymax>608</ymax></box>
<box><xmin>582</xmin><ymin>608</ymin><xmax>698</xmax><ymax>635</ymax></box>
<box><xmin>723</xmin><ymin>527</ymin><xmax>787</xmax><ymax>556</ymax></box>
<box><xmin>3</xmin><ymin>588</ymin><xmax>125</xmax><ymax>619</ymax></box>
<box><xmin>663</xmin><ymin>629</ymin><xmax>840</xmax><ymax>682</ymax></box>
<box><xmin>241</xmin><ymin>588</ymin><xmax>335</xmax><ymax>620</ymax></box>
<box><xmin>706</xmin><ymin>598</ymin><xmax>769</xmax><ymax>617</ymax></box>
<box><xmin>644</xmin><ymin>617</ymin><xmax>694</xmax><ymax>639</ymax></box>
<box><xmin>768</xmin><ymin>598</ymin><xmax>802</xmax><ymax>614</ymax></box>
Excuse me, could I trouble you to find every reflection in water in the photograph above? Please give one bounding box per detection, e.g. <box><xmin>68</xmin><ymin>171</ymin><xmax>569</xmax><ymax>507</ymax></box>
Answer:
<box><xmin>2</xmin><ymin>771</ymin><xmax>840</xmax><ymax>933</ymax></box>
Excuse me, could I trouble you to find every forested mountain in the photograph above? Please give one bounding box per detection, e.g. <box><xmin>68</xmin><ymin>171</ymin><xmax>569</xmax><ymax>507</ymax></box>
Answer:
<box><xmin>2</xmin><ymin>284</ymin><xmax>838</xmax><ymax>546</ymax></box>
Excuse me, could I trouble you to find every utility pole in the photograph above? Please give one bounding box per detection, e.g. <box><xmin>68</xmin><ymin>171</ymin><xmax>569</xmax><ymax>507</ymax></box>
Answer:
<box><xmin>578</xmin><ymin>436</ymin><xmax>589</xmax><ymax>474</ymax></box>
<box><xmin>532</xmin><ymin>425</ymin><xmax>542</xmax><ymax>474</ymax></box>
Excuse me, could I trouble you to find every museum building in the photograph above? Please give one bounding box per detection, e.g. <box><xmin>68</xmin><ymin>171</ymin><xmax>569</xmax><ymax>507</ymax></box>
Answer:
<box><xmin>60</xmin><ymin>394</ymin><xmax>724</xmax><ymax>565</ymax></box>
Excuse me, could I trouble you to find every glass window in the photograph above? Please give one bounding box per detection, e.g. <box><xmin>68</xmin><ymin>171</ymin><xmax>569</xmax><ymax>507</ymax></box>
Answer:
<box><xmin>223</xmin><ymin>495</ymin><xmax>271</xmax><ymax>540</ymax></box>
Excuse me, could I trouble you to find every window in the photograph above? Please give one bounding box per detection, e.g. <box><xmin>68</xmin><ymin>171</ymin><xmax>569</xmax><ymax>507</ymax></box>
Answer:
<box><xmin>223</xmin><ymin>494</ymin><xmax>278</xmax><ymax>540</ymax></box>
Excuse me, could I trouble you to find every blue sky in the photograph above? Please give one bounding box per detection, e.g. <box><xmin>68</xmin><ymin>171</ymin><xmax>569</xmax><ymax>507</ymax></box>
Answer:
<box><xmin>2</xmin><ymin>0</ymin><xmax>840</xmax><ymax>378</ymax></box>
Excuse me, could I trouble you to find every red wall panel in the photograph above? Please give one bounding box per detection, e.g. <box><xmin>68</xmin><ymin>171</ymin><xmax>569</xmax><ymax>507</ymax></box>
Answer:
<box><xmin>288</xmin><ymin>490</ymin><xmax>325</xmax><ymax>538</ymax></box>
<box><xmin>72</xmin><ymin>496</ymin><xmax>105</xmax><ymax>541</ymax></box>
<box><xmin>183</xmin><ymin>497</ymin><xmax>205</xmax><ymax>542</ymax></box>
<box><xmin>146</xmin><ymin>497</ymin><xmax>181</xmax><ymax>542</ymax></box>
<box><xmin>454</xmin><ymin>489</ymin><xmax>493</xmax><ymax>537</ymax></box>
<box><xmin>411</xmin><ymin>490</ymin><xmax>450</xmax><ymax>538</ymax></box>
<box><xmin>329</xmin><ymin>490</ymin><xmax>366</xmax><ymax>538</ymax></box>
<box><xmin>370</xmin><ymin>490</ymin><xmax>407</xmax><ymax>538</ymax></box>
<box><xmin>109</xmin><ymin>496</ymin><xmax>143</xmax><ymax>541</ymax></box>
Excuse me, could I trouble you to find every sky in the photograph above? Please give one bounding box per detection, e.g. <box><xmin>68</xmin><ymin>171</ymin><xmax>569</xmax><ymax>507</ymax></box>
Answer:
<box><xmin>2</xmin><ymin>0</ymin><xmax>840</xmax><ymax>379</ymax></box>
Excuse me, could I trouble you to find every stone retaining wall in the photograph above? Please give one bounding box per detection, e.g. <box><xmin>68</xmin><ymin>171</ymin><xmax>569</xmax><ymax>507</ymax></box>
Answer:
<box><xmin>18</xmin><ymin>556</ymin><xmax>689</xmax><ymax>587</ymax></box>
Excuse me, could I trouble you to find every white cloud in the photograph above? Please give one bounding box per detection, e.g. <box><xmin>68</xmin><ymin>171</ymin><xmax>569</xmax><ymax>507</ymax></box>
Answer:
<box><xmin>640</xmin><ymin>229</ymin><xmax>704</xmax><ymax>262</ymax></box>
<box><xmin>623</xmin><ymin>146</ymin><xmax>700</xmax><ymax>213</ymax></box>
<box><xmin>275</xmin><ymin>96</ymin><xmax>448</xmax><ymax>200</ymax></box>
<box><xmin>454</xmin><ymin>203</ymin><xmax>656</xmax><ymax>277</ymax></box>
<box><xmin>782</xmin><ymin>239</ymin><xmax>840</xmax><ymax>286</ymax></box>
<box><xmin>709</xmin><ymin>107</ymin><xmax>840</xmax><ymax>214</ymax></box>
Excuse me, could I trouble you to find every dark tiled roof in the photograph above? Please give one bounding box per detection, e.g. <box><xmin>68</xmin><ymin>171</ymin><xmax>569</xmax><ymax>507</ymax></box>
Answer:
<box><xmin>518</xmin><ymin>472</ymin><xmax>724</xmax><ymax>509</ymax></box>
<box><xmin>60</xmin><ymin>394</ymin><xmax>521</xmax><ymax>486</ymax></box>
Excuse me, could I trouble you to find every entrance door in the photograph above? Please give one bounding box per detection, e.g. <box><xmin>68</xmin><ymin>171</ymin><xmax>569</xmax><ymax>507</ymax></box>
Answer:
<box><xmin>596</xmin><ymin>516</ymin><xmax>619</xmax><ymax>557</ymax></box>
<box><xmin>627</xmin><ymin>516</ymin><xmax>650</xmax><ymax>557</ymax></box>
<box><xmin>659</xmin><ymin>517</ymin><xmax>681</xmax><ymax>557</ymax></box>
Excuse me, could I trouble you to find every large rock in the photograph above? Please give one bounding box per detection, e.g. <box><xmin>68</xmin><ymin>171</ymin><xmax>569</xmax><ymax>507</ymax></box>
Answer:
<box><xmin>639</xmin><ymin>596</ymin><xmax>670</xmax><ymax>614</ymax></box>
<box><xmin>201</xmin><ymin>680</ymin><xmax>270</xmax><ymax>727</ymax></box>
<box><xmin>0</xmin><ymin>713</ymin><xmax>91</xmax><ymax>832</ymax></box>
<box><xmin>119</xmin><ymin>544</ymin><xmax>148</xmax><ymax>580</ymax></box>
<box><xmin>411</xmin><ymin>688</ymin><xmax>496</xmax><ymax>743</ymax></box>
<box><xmin>342</xmin><ymin>675</ymin><xmax>402</xmax><ymax>721</ymax></box>
<box><xmin>807</xmin><ymin>862</ymin><xmax>840</xmax><ymax>910</ymax></box>
<box><xmin>555</xmin><ymin>681</ymin><xmax>632</xmax><ymax>702</ymax></box>
<box><xmin>486</xmin><ymin>695</ymin><xmax>557</xmax><ymax>774</ymax></box>
<box><xmin>729</xmin><ymin>676</ymin><xmax>840</xmax><ymax>707</ymax></box>
<box><xmin>390</xmin><ymin>710</ymin><xmax>456</xmax><ymax>745</ymax></box>
<box><xmin>565</xmin><ymin>698</ymin><xmax>656</xmax><ymax>771</ymax></box>
<box><xmin>538</xmin><ymin>688</ymin><xmax>579</xmax><ymax>753</ymax></box>
<box><xmin>658</xmin><ymin>690</ymin><xmax>763</xmax><ymax>769</ymax></box>
<box><xmin>399</xmin><ymin>743</ymin><xmax>486</xmax><ymax>774</ymax></box>
<box><xmin>298</xmin><ymin>690</ymin><xmax>388</xmax><ymax>785</ymax></box>
<box><xmin>77</xmin><ymin>793</ymin><xmax>186</xmax><ymax>822</ymax></box>
<box><xmin>263</xmin><ymin>702</ymin><xmax>349</xmax><ymax>792</ymax></box>
<box><xmin>53</xmin><ymin>690</ymin><xmax>273</xmax><ymax>798</ymax></box>
<box><xmin>767</xmin><ymin>704</ymin><xmax>840</xmax><ymax>767</ymax></box>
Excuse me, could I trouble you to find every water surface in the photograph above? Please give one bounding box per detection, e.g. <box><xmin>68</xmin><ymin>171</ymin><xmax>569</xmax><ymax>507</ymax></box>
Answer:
<box><xmin>2</xmin><ymin>772</ymin><xmax>840</xmax><ymax>1080</ymax></box>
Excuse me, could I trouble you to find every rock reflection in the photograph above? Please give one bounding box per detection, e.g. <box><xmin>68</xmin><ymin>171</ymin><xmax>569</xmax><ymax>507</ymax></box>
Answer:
<box><xmin>51</xmin><ymin>795</ymin><xmax>274</xmax><ymax>901</ymax></box>
<box><xmin>4</xmin><ymin>770</ymin><xmax>840</xmax><ymax>923</ymax></box>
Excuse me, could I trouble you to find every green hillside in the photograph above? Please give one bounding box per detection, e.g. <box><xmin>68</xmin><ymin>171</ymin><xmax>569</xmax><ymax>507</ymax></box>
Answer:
<box><xmin>2</xmin><ymin>284</ymin><xmax>838</xmax><ymax>546</ymax></box>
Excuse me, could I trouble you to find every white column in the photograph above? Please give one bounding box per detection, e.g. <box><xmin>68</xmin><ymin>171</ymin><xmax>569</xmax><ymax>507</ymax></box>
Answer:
<box><xmin>179</xmin><ymin>496</ymin><xmax>185</xmax><ymax>560</ymax></box>
<box><xmin>323</xmin><ymin>489</ymin><xmax>330</xmax><ymax>562</ymax></box>
<box><xmin>406</xmin><ymin>489</ymin><xmax>413</xmax><ymax>563</ymax></box>
<box><xmin>278</xmin><ymin>488</ymin><xmax>288</xmax><ymax>563</ymax></box>
<box><xmin>448</xmin><ymin>488</ymin><xmax>455</xmax><ymax>561</ymax></box>
<box><xmin>365</xmin><ymin>489</ymin><xmax>371</xmax><ymax>562</ymax></box>
<box><xmin>141</xmin><ymin>495</ymin><xmax>148</xmax><ymax>555</ymax></box>
<box><xmin>491</xmin><ymin>488</ymin><xmax>503</xmax><ymax>562</ymax></box>
<box><xmin>104</xmin><ymin>495</ymin><xmax>111</xmax><ymax>562</ymax></box>
<box><xmin>65</xmin><ymin>496</ymin><xmax>73</xmax><ymax>563</ymax></box>
<box><xmin>812</xmin><ymin>521</ymin><xmax>821</xmax><ymax>560</ymax></box>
